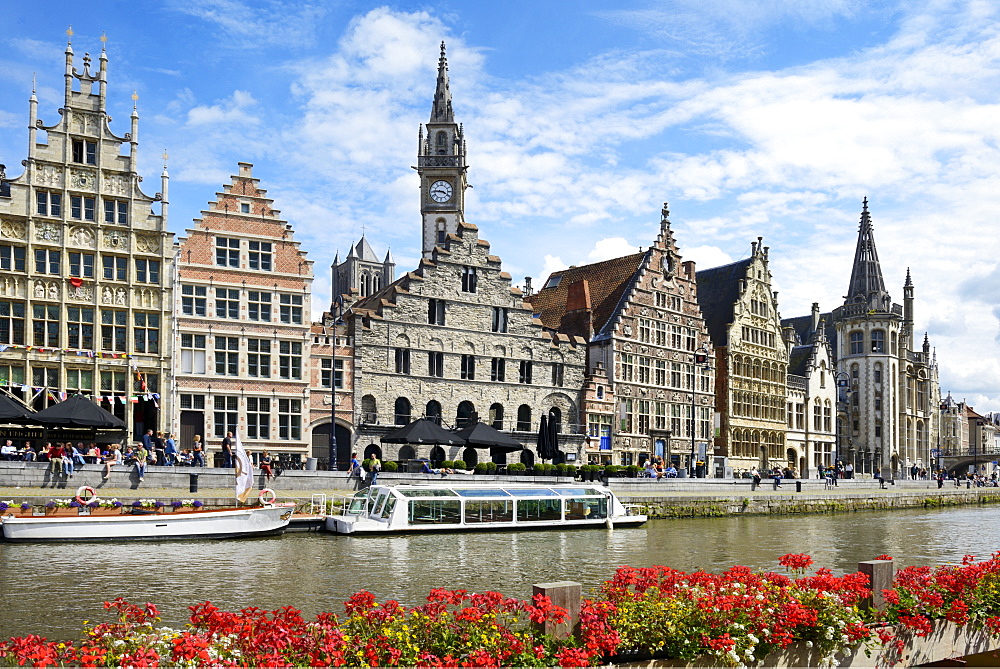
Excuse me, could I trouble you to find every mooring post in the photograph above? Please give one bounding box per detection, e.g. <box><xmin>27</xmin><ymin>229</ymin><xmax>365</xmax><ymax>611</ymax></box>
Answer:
<box><xmin>532</xmin><ymin>581</ymin><xmax>582</xmax><ymax>639</ymax></box>
<box><xmin>858</xmin><ymin>559</ymin><xmax>895</xmax><ymax>612</ymax></box>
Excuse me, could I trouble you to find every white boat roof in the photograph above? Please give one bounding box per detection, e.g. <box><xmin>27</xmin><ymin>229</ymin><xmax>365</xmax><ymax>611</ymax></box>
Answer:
<box><xmin>362</xmin><ymin>484</ymin><xmax>612</xmax><ymax>498</ymax></box>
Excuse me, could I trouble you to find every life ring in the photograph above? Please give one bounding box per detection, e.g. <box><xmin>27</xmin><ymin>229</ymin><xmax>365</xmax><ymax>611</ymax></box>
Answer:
<box><xmin>75</xmin><ymin>485</ymin><xmax>98</xmax><ymax>504</ymax></box>
<box><xmin>258</xmin><ymin>488</ymin><xmax>277</xmax><ymax>505</ymax></box>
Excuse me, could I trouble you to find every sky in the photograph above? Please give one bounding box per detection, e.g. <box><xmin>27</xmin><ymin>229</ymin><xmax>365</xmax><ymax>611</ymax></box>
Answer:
<box><xmin>0</xmin><ymin>0</ymin><xmax>998</xmax><ymax>413</ymax></box>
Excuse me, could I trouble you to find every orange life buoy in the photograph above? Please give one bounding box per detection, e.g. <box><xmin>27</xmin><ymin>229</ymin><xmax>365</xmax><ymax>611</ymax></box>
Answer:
<box><xmin>258</xmin><ymin>488</ymin><xmax>277</xmax><ymax>505</ymax></box>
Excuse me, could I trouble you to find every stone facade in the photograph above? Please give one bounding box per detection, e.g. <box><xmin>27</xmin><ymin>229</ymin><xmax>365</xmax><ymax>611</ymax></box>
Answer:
<box><xmin>697</xmin><ymin>239</ymin><xmax>789</xmax><ymax>474</ymax></box>
<box><xmin>529</xmin><ymin>205</ymin><xmax>715</xmax><ymax>471</ymax></box>
<box><xmin>0</xmin><ymin>37</ymin><xmax>173</xmax><ymax>438</ymax></box>
<box><xmin>782</xmin><ymin>304</ymin><xmax>837</xmax><ymax>477</ymax></box>
<box><xmin>174</xmin><ymin>163</ymin><xmax>314</xmax><ymax>466</ymax></box>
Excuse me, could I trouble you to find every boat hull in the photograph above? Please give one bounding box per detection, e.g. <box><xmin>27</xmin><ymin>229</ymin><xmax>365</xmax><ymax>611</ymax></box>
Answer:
<box><xmin>326</xmin><ymin>514</ymin><xmax>647</xmax><ymax>535</ymax></box>
<box><xmin>1</xmin><ymin>504</ymin><xmax>294</xmax><ymax>542</ymax></box>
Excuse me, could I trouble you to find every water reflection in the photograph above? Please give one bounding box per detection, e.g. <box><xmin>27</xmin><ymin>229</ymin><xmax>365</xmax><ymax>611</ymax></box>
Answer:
<box><xmin>3</xmin><ymin>506</ymin><xmax>999</xmax><ymax>639</ymax></box>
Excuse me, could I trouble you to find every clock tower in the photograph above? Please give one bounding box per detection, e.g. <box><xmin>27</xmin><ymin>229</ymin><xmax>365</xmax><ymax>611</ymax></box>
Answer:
<box><xmin>417</xmin><ymin>42</ymin><xmax>467</xmax><ymax>258</ymax></box>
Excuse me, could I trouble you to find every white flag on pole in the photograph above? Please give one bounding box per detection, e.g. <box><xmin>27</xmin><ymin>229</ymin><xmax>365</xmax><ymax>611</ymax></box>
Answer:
<box><xmin>234</xmin><ymin>432</ymin><xmax>254</xmax><ymax>503</ymax></box>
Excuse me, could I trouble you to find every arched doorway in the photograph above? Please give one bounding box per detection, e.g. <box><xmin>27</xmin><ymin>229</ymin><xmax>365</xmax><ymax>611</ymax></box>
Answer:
<box><xmin>430</xmin><ymin>445</ymin><xmax>445</xmax><ymax>465</ymax></box>
<box><xmin>786</xmin><ymin>448</ymin><xmax>796</xmax><ymax>467</ymax></box>
<box><xmin>548</xmin><ymin>407</ymin><xmax>562</xmax><ymax>434</ymax></box>
<box><xmin>398</xmin><ymin>445</ymin><xmax>415</xmax><ymax>461</ymax></box>
<box><xmin>462</xmin><ymin>447</ymin><xmax>479</xmax><ymax>467</ymax></box>
<box><xmin>456</xmin><ymin>401</ymin><xmax>475</xmax><ymax>428</ymax></box>
<box><xmin>426</xmin><ymin>400</ymin><xmax>442</xmax><ymax>424</ymax></box>
<box><xmin>363</xmin><ymin>443</ymin><xmax>382</xmax><ymax>460</ymax></box>
<box><xmin>520</xmin><ymin>450</ymin><xmax>535</xmax><ymax>467</ymax></box>
<box><xmin>489</xmin><ymin>403</ymin><xmax>504</xmax><ymax>430</ymax></box>
<box><xmin>799</xmin><ymin>456</ymin><xmax>807</xmax><ymax>478</ymax></box>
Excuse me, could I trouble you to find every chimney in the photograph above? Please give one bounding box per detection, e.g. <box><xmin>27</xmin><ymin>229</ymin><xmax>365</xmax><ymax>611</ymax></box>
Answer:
<box><xmin>524</xmin><ymin>276</ymin><xmax>533</xmax><ymax>297</ymax></box>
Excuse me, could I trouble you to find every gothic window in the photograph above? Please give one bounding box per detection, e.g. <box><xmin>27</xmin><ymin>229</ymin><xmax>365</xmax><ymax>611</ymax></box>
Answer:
<box><xmin>489</xmin><ymin>403</ymin><xmax>504</xmax><ymax>430</ymax></box>
<box><xmin>394</xmin><ymin>397</ymin><xmax>411</xmax><ymax>426</ymax></box>
<box><xmin>360</xmin><ymin>273</ymin><xmax>370</xmax><ymax>297</ymax></box>
<box><xmin>890</xmin><ymin>332</ymin><xmax>898</xmax><ymax>355</ymax></box>
<box><xmin>849</xmin><ymin>330</ymin><xmax>864</xmax><ymax>355</ymax></box>
<box><xmin>517</xmin><ymin>404</ymin><xmax>532</xmax><ymax>431</ymax></box>
<box><xmin>871</xmin><ymin>329</ymin><xmax>885</xmax><ymax>353</ymax></box>
<box><xmin>436</xmin><ymin>131</ymin><xmax>448</xmax><ymax>155</ymax></box>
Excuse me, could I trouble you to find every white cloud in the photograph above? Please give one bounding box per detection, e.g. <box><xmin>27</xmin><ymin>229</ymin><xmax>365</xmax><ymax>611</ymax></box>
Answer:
<box><xmin>587</xmin><ymin>237</ymin><xmax>640</xmax><ymax>262</ymax></box>
<box><xmin>186</xmin><ymin>90</ymin><xmax>259</xmax><ymax>126</ymax></box>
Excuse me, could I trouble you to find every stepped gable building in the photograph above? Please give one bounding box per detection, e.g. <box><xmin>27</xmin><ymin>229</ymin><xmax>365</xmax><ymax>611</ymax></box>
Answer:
<box><xmin>0</xmin><ymin>34</ymin><xmax>172</xmax><ymax>437</ymax></box>
<box><xmin>783</xmin><ymin>199</ymin><xmax>940</xmax><ymax>478</ymax></box>
<box><xmin>528</xmin><ymin>204</ymin><xmax>715</xmax><ymax>471</ymax></box>
<box><xmin>174</xmin><ymin>163</ymin><xmax>314</xmax><ymax>466</ymax></box>
<box><xmin>781</xmin><ymin>303</ymin><xmax>837</xmax><ymax>476</ymax></box>
<box><xmin>344</xmin><ymin>44</ymin><xmax>587</xmax><ymax>468</ymax></box>
<box><xmin>330</xmin><ymin>236</ymin><xmax>394</xmax><ymax>310</ymax></box>
<box><xmin>696</xmin><ymin>238</ymin><xmax>789</xmax><ymax>475</ymax></box>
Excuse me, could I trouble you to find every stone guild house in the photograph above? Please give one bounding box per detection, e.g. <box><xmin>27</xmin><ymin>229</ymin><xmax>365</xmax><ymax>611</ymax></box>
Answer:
<box><xmin>696</xmin><ymin>238</ymin><xmax>789</xmax><ymax>475</ymax></box>
<box><xmin>0</xmin><ymin>36</ymin><xmax>173</xmax><ymax>438</ymax></box>
<box><xmin>528</xmin><ymin>205</ymin><xmax>716</xmax><ymax>473</ymax></box>
<box><xmin>173</xmin><ymin>163</ymin><xmax>314</xmax><ymax>466</ymax></box>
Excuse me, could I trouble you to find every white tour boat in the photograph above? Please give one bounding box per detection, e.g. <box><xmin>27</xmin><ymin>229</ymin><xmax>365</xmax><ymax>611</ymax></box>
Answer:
<box><xmin>325</xmin><ymin>483</ymin><xmax>647</xmax><ymax>535</ymax></box>
<box><xmin>0</xmin><ymin>503</ymin><xmax>295</xmax><ymax>542</ymax></box>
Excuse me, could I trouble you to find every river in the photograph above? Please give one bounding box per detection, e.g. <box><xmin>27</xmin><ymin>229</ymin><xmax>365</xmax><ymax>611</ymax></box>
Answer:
<box><xmin>2</xmin><ymin>505</ymin><xmax>998</xmax><ymax>639</ymax></box>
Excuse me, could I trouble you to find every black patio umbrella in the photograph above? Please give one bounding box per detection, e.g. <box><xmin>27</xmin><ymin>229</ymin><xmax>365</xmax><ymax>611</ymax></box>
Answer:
<box><xmin>536</xmin><ymin>414</ymin><xmax>556</xmax><ymax>462</ymax></box>
<box><xmin>381</xmin><ymin>417</ymin><xmax>466</xmax><ymax>446</ymax></box>
<box><xmin>0</xmin><ymin>393</ymin><xmax>35</xmax><ymax>424</ymax></box>
<box><xmin>453</xmin><ymin>420</ymin><xmax>524</xmax><ymax>453</ymax></box>
<box><xmin>31</xmin><ymin>395</ymin><xmax>126</xmax><ymax>429</ymax></box>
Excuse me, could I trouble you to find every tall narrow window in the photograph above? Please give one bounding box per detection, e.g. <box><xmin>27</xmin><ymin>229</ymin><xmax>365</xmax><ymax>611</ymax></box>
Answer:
<box><xmin>491</xmin><ymin>357</ymin><xmax>505</xmax><ymax>382</ymax></box>
<box><xmin>491</xmin><ymin>307</ymin><xmax>508</xmax><ymax>333</ymax></box>
<box><xmin>461</xmin><ymin>266</ymin><xmax>478</xmax><ymax>293</ymax></box>
<box><xmin>247</xmin><ymin>339</ymin><xmax>271</xmax><ymax>377</ymax></box>
<box><xmin>395</xmin><ymin>348</ymin><xmax>411</xmax><ymax>374</ymax></box>
<box><xmin>460</xmin><ymin>354</ymin><xmax>475</xmax><ymax>380</ymax></box>
<box><xmin>133</xmin><ymin>312</ymin><xmax>159</xmax><ymax>353</ymax></box>
<box><xmin>551</xmin><ymin>363</ymin><xmax>564</xmax><ymax>387</ymax></box>
<box><xmin>849</xmin><ymin>331</ymin><xmax>864</xmax><ymax>354</ymax></box>
<box><xmin>100</xmin><ymin>310</ymin><xmax>127</xmax><ymax>352</ymax></box>
<box><xmin>215</xmin><ymin>336</ymin><xmax>239</xmax><ymax>376</ymax></box>
<box><xmin>278</xmin><ymin>399</ymin><xmax>301</xmax><ymax>440</ymax></box>
<box><xmin>246</xmin><ymin>398</ymin><xmax>270</xmax><ymax>439</ymax></box>
<box><xmin>180</xmin><ymin>334</ymin><xmax>207</xmax><ymax>374</ymax></box>
<box><xmin>32</xmin><ymin>304</ymin><xmax>59</xmax><ymax>347</ymax></box>
<box><xmin>214</xmin><ymin>396</ymin><xmax>238</xmax><ymax>438</ymax></box>
<box><xmin>871</xmin><ymin>329</ymin><xmax>885</xmax><ymax>353</ymax></box>
<box><xmin>427</xmin><ymin>299</ymin><xmax>445</xmax><ymax>325</ymax></box>
<box><xmin>278</xmin><ymin>341</ymin><xmax>302</xmax><ymax>379</ymax></box>
<box><xmin>519</xmin><ymin>361</ymin><xmax>532</xmax><ymax>384</ymax></box>
<box><xmin>428</xmin><ymin>351</ymin><xmax>444</xmax><ymax>377</ymax></box>
<box><xmin>67</xmin><ymin>307</ymin><xmax>94</xmax><ymax>349</ymax></box>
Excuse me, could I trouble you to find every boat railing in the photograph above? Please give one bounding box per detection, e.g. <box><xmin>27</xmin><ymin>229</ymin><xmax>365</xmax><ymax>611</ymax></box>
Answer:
<box><xmin>308</xmin><ymin>494</ymin><xmax>327</xmax><ymax>516</ymax></box>
<box><xmin>622</xmin><ymin>504</ymin><xmax>644</xmax><ymax>517</ymax></box>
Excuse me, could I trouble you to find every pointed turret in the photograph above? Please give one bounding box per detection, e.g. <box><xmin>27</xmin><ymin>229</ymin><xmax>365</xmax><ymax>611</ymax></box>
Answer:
<box><xmin>430</xmin><ymin>41</ymin><xmax>453</xmax><ymax>123</ymax></box>
<box><xmin>844</xmin><ymin>198</ymin><xmax>892</xmax><ymax>311</ymax></box>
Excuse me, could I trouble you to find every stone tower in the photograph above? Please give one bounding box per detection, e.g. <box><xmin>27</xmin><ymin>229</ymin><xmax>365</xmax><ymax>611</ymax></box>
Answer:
<box><xmin>417</xmin><ymin>42</ymin><xmax>468</xmax><ymax>258</ymax></box>
<box><xmin>330</xmin><ymin>237</ymin><xmax>394</xmax><ymax>311</ymax></box>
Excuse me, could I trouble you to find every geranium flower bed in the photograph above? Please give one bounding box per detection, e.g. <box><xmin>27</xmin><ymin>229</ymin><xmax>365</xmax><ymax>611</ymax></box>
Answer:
<box><xmin>6</xmin><ymin>554</ymin><xmax>1000</xmax><ymax>667</ymax></box>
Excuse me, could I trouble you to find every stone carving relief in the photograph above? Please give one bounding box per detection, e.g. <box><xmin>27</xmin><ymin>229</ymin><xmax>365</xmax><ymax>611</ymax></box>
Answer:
<box><xmin>36</xmin><ymin>223</ymin><xmax>61</xmax><ymax>243</ymax></box>
<box><xmin>0</xmin><ymin>220</ymin><xmax>26</xmax><ymax>240</ymax></box>
<box><xmin>0</xmin><ymin>277</ymin><xmax>23</xmax><ymax>298</ymax></box>
<box><xmin>103</xmin><ymin>172</ymin><xmax>129</xmax><ymax>196</ymax></box>
<box><xmin>136</xmin><ymin>288</ymin><xmax>159</xmax><ymax>309</ymax></box>
<box><xmin>69</xmin><ymin>226</ymin><xmax>95</xmax><ymax>248</ymax></box>
<box><xmin>135</xmin><ymin>235</ymin><xmax>159</xmax><ymax>253</ymax></box>
<box><xmin>68</xmin><ymin>284</ymin><xmax>94</xmax><ymax>301</ymax></box>
<box><xmin>623</xmin><ymin>343</ymin><xmax>633</xmax><ymax>353</ymax></box>
<box><xmin>102</xmin><ymin>287</ymin><xmax>113</xmax><ymax>304</ymax></box>
<box><xmin>104</xmin><ymin>230</ymin><xmax>128</xmax><ymax>251</ymax></box>
<box><xmin>640</xmin><ymin>307</ymin><xmax>648</xmax><ymax>316</ymax></box>
<box><xmin>34</xmin><ymin>164</ymin><xmax>62</xmax><ymax>188</ymax></box>
<box><xmin>72</xmin><ymin>112</ymin><xmax>99</xmax><ymax>134</ymax></box>
<box><xmin>34</xmin><ymin>280</ymin><xmax>58</xmax><ymax>300</ymax></box>
<box><xmin>48</xmin><ymin>283</ymin><xmax>59</xmax><ymax>300</ymax></box>
<box><xmin>115</xmin><ymin>288</ymin><xmax>127</xmax><ymax>305</ymax></box>
<box><xmin>622</xmin><ymin>324</ymin><xmax>633</xmax><ymax>336</ymax></box>
<box><xmin>69</xmin><ymin>169</ymin><xmax>97</xmax><ymax>191</ymax></box>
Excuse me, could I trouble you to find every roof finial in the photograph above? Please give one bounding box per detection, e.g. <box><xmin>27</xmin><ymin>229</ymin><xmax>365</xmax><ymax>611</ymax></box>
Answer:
<box><xmin>162</xmin><ymin>149</ymin><xmax>169</xmax><ymax>169</ymax></box>
<box><xmin>66</xmin><ymin>25</ymin><xmax>73</xmax><ymax>45</ymax></box>
<box><xmin>32</xmin><ymin>73</ymin><xmax>36</xmax><ymax>94</ymax></box>
<box><xmin>100</xmin><ymin>31</ymin><xmax>107</xmax><ymax>50</ymax></box>
<box><xmin>132</xmin><ymin>89</ymin><xmax>138</xmax><ymax>110</ymax></box>
<box><xmin>905</xmin><ymin>267</ymin><xmax>912</xmax><ymax>287</ymax></box>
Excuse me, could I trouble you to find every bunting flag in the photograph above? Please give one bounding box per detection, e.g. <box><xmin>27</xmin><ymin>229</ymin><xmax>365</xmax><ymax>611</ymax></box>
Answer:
<box><xmin>234</xmin><ymin>433</ymin><xmax>255</xmax><ymax>504</ymax></box>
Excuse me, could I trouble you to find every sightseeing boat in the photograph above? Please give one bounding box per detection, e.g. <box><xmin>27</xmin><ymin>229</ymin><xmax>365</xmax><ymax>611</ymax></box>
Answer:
<box><xmin>0</xmin><ymin>503</ymin><xmax>295</xmax><ymax>542</ymax></box>
<box><xmin>325</xmin><ymin>483</ymin><xmax>647</xmax><ymax>535</ymax></box>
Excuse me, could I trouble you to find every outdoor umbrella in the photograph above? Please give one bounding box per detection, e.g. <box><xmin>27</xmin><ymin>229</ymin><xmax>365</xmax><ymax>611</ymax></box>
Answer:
<box><xmin>536</xmin><ymin>414</ymin><xmax>556</xmax><ymax>462</ymax></box>
<box><xmin>381</xmin><ymin>417</ymin><xmax>466</xmax><ymax>446</ymax></box>
<box><xmin>453</xmin><ymin>420</ymin><xmax>524</xmax><ymax>452</ymax></box>
<box><xmin>0</xmin><ymin>393</ymin><xmax>35</xmax><ymax>424</ymax></box>
<box><xmin>31</xmin><ymin>395</ymin><xmax>126</xmax><ymax>428</ymax></box>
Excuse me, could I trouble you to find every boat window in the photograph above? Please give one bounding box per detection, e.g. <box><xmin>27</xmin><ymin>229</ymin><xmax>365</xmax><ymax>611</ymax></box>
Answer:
<box><xmin>383</xmin><ymin>496</ymin><xmax>397</xmax><ymax>518</ymax></box>
<box><xmin>552</xmin><ymin>488</ymin><xmax>602</xmax><ymax>496</ymax></box>
<box><xmin>503</xmin><ymin>488</ymin><xmax>559</xmax><ymax>497</ymax></box>
<box><xmin>373</xmin><ymin>492</ymin><xmax>389</xmax><ymax>517</ymax></box>
<box><xmin>564</xmin><ymin>497</ymin><xmax>608</xmax><ymax>520</ymax></box>
<box><xmin>399</xmin><ymin>489</ymin><xmax>459</xmax><ymax>498</ymax></box>
<box><xmin>409</xmin><ymin>499</ymin><xmax>461</xmax><ymax>524</ymax></box>
<box><xmin>454</xmin><ymin>489</ymin><xmax>511</xmax><ymax>497</ymax></box>
<box><xmin>347</xmin><ymin>490</ymin><xmax>370</xmax><ymax>514</ymax></box>
<box><xmin>516</xmin><ymin>498</ymin><xmax>562</xmax><ymax>522</ymax></box>
<box><xmin>464</xmin><ymin>500</ymin><xmax>514</xmax><ymax>523</ymax></box>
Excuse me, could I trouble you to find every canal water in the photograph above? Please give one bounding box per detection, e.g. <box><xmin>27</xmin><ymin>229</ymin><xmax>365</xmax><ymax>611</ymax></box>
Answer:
<box><xmin>2</xmin><ymin>505</ymin><xmax>998</xmax><ymax>639</ymax></box>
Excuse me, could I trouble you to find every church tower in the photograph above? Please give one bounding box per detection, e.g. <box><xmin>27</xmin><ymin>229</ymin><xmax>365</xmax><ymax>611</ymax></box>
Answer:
<box><xmin>417</xmin><ymin>42</ymin><xmax>468</xmax><ymax>258</ymax></box>
<box><xmin>330</xmin><ymin>236</ymin><xmax>395</xmax><ymax>310</ymax></box>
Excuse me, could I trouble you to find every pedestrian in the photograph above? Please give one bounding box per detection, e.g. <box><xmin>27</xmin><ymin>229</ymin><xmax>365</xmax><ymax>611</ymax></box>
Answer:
<box><xmin>164</xmin><ymin>433</ymin><xmax>177</xmax><ymax>465</ymax></box>
<box><xmin>844</xmin><ymin>462</ymin><xmax>854</xmax><ymax>479</ymax></box>
<box><xmin>750</xmin><ymin>466</ymin><xmax>761</xmax><ymax>491</ymax></box>
<box><xmin>348</xmin><ymin>452</ymin><xmax>361</xmax><ymax>478</ymax></box>
<box><xmin>153</xmin><ymin>431</ymin><xmax>166</xmax><ymax>465</ymax></box>
<box><xmin>134</xmin><ymin>441</ymin><xmax>149</xmax><ymax>482</ymax></box>
<box><xmin>221</xmin><ymin>432</ymin><xmax>234</xmax><ymax>468</ymax></box>
<box><xmin>141</xmin><ymin>429</ymin><xmax>153</xmax><ymax>454</ymax></box>
<box><xmin>192</xmin><ymin>435</ymin><xmax>205</xmax><ymax>467</ymax></box>
<box><xmin>102</xmin><ymin>444</ymin><xmax>120</xmax><ymax>480</ymax></box>
<box><xmin>368</xmin><ymin>454</ymin><xmax>382</xmax><ymax>484</ymax></box>
<box><xmin>260</xmin><ymin>451</ymin><xmax>274</xmax><ymax>481</ymax></box>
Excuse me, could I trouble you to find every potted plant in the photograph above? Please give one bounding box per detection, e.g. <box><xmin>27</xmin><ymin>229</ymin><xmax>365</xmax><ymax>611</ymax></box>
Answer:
<box><xmin>626</xmin><ymin>464</ymin><xmax>640</xmax><ymax>478</ymax></box>
<box><xmin>452</xmin><ymin>460</ymin><xmax>466</xmax><ymax>471</ymax></box>
<box><xmin>605</xmin><ymin>465</ymin><xmax>620</xmax><ymax>479</ymax></box>
<box><xmin>44</xmin><ymin>501</ymin><xmax>57</xmax><ymax>515</ymax></box>
<box><xmin>563</xmin><ymin>464</ymin><xmax>577</xmax><ymax>479</ymax></box>
<box><xmin>383</xmin><ymin>460</ymin><xmax>398</xmax><ymax>472</ymax></box>
<box><xmin>508</xmin><ymin>462</ymin><xmax>526</xmax><ymax>475</ymax></box>
<box><xmin>486</xmin><ymin>462</ymin><xmax>497</xmax><ymax>474</ymax></box>
<box><xmin>474</xmin><ymin>462</ymin><xmax>489</xmax><ymax>474</ymax></box>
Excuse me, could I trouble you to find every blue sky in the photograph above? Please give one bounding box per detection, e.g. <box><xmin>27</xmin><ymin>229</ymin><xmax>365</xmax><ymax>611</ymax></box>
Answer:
<box><xmin>1</xmin><ymin>0</ymin><xmax>998</xmax><ymax>413</ymax></box>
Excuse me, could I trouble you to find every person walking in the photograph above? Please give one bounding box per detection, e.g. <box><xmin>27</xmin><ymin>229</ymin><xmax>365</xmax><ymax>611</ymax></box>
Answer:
<box><xmin>368</xmin><ymin>454</ymin><xmax>382</xmax><ymax>485</ymax></box>
<box><xmin>164</xmin><ymin>433</ymin><xmax>177</xmax><ymax>465</ymax></box>
<box><xmin>153</xmin><ymin>431</ymin><xmax>166</xmax><ymax>466</ymax></box>
<box><xmin>192</xmin><ymin>435</ymin><xmax>205</xmax><ymax>467</ymax></box>
<box><xmin>221</xmin><ymin>432</ymin><xmax>234</xmax><ymax>468</ymax></box>
<box><xmin>135</xmin><ymin>441</ymin><xmax>149</xmax><ymax>482</ymax></box>
<box><xmin>348</xmin><ymin>452</ymin><xmax>361</xmax><ymax>478</ymax></box>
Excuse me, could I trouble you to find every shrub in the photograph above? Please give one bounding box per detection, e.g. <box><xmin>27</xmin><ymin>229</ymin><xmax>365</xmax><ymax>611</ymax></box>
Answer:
<box><xmin>361</xmin><ymin>458</ymin><xmax>372</xmax><ymax>472</ymax></box>
<box><xmin>563</xmin><ymin>464</ymin><xmax>577</xmax><ymax>476</ymax></box>
<box><xmin>626</xmin><ymin>465</ymin><xmax>640</xmax><ymax>476</ymax></box>
<box><xmin>486</xmin><ymin>461</ymin><xmax>497</xmax><ymax>473</ymax></box>
<box><xmin>556</xmin><ymin>463</ymin><xmax>568</xmax><ymax>473</ymax></box>
<box><xmin>441</xmin><ymin>460</ymin><xmax>455</xmax><ymax>469</ymax></box>
<box><xmin>474</xmin><ymin>462</ymin><xmax>489</xmax><ymax>473</ymax></box>
<box><xmin>452</xmin><ymin>460</ymin><xmax>466</xmax><ymax>470</ymax></box>
<box><xmin>508</xmin><ymin>462</ymin><xmax>526</xmax><ymax>473</ymax></box>
<box><xmin>383</xmin><ymin>460</ymin><xmax>398</xmax><ymax>472</ymax></box>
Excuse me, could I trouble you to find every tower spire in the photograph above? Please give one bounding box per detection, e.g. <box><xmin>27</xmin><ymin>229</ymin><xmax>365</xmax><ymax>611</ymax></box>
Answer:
<box><xmin>430</xmin><ymin>41</ymin><xmax>453</xmax><ymax>123</ymax></box>
<box><xmin>844</xmin><ymin>197</ymin><xmax>891</xmax><ymax>311</ymax></box>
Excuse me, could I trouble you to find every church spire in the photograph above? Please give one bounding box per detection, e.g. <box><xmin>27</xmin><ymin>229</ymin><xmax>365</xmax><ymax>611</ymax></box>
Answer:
<box><xmin>430</xmin><ymin>41</ymin><xmax>453</xmax><ymax>123</ymax></box>
<box><xmin>844</xmin><ymin>197</ymin><xmax>891</xmax><ymax>311</ymax></box>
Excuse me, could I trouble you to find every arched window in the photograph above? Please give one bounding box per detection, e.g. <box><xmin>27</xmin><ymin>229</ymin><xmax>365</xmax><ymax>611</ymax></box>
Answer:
<box><xmin>436</xmin><ymin>130</ymin><xmax>448</xmax><ymax>155</ymax></box>
<box><xmin>398</xmin><ymin>445</ymin><xmax>415</xmax><ymax>461</ymax></box>
<box><xmin>425</xmin><ymin>400</ymin><xmax>442</xmax><ymax>425</ymax></box>
<box><xmin>890</xmin><ymin>331</ymin><xmax>898</xmax><ymax>355</ymax></box>
<box><xmin>517</xmin><ymin>404</ymin><xmax>532</xmax><ymax>431</ymax></box>
<box><xmin>360</xmin><ymin>273</ymin><xmax>369</xmax><ymax>297</ymax></box>
<box><xmin>363</xmin><ymin>443</ymin><xmax>382</xmax><ymax>460</ymax></box>
<box><xmin>394</xmin><ymin>397</ymin><xmax>411</xmax><ymax>426</ymax></box>
<box><xmin>430</xmin><ymin>445</ymin><xmax>445</xmax><ymax>464</ymax></box>
<box><xmin>456</xmin><ymin>400</ymin><xmax>475</xmax><ymax>428</ymax></box>
<box><xmin>489</xmin><ymin>403</ymin><xmax>504</xmax><ymax>430</ymax></box>
<box><xmin>462</xmin><ymin>447</ymin><xmax>479</xmax><ymax>467</ymax></box>
<box><xmin>361</xmin><ymin>395</ymin><xmax>377</xmax><ymax>424</ymax></box>
<box><xmin>549</xmin><ymin>407</ymin><xmax>562</xmax><ymax>434</ymax></box>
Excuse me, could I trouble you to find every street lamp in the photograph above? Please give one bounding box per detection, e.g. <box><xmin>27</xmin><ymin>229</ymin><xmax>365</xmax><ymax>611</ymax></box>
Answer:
<box><xmin>834</xmin><ymin>371</ymin><xmax>851</xmax><ymax>468</ymax></box>
<box><xmin>691</xmin><ymin>347</ymin><xmax>710</xmax><ymax>478</ymax></box>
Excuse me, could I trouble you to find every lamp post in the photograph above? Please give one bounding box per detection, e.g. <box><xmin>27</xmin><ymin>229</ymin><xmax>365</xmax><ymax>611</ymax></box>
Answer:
<box><xmin>834</xmin><ymin>371</ymin><xmax>850</xmax><ymax>468</ymax></box>
<box><xmin>691</xmin><ymin>347</ymin><xmax>709</xmax><ymax>478</ymax></box>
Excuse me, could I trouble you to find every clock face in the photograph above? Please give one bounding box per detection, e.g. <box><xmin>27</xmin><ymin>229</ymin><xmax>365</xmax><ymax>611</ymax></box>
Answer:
<box><xmin>429</xmin><ymin>180</ymin><xmax>453</xmax><ymax>203</ymax></box>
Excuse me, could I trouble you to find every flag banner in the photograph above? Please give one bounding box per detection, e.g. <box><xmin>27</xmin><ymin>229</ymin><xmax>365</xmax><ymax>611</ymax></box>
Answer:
<box><xmin>234</xmin><ymin>433</ymin><xmax>254</xmax><ymax>503</ymax></box>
